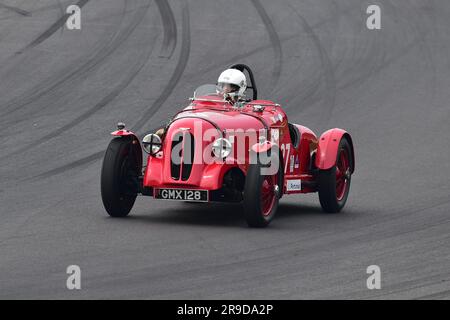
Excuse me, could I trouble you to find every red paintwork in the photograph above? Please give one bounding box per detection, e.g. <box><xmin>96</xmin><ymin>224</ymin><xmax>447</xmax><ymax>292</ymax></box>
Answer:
<box><xmin>139</xmin><ymin>95</ymin><xmax>354</xmax><ymax>198</ymax></box>
<box><xmin>251</xmin><ymin>140</ymin><xmax>273</xmax><ymax>153</ymax></box>
<box><xmin>110</xmin><ymin>129</ymin><xmax>142</xmax><ymax>168</ymax></box>
<box><xmin>111</xmin><ymin>129</ymin><xmax>138</xmax><ymax>138</ymax></box>
<box><xmin>315</xmin><ymin>128</ymin><xmax>354</xmax><ymax>172</ymax></box>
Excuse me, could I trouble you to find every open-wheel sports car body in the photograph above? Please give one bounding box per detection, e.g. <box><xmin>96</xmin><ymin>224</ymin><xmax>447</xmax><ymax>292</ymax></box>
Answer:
<box><xmin>101</xmin><ymin>64</ymin><xmax>355</xmax><ymax>227</ymax></box>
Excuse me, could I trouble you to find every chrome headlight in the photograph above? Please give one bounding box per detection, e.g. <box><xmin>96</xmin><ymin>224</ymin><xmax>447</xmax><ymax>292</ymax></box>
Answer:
<box><xmin>142</xmin><ymin>133</ymin><xmax>162</xmax><ymax>155</ymax></box>
<box><xmin>212</xmin><ymin>138</ymin><xmax>232</xmax><ymax>159</ymax></box>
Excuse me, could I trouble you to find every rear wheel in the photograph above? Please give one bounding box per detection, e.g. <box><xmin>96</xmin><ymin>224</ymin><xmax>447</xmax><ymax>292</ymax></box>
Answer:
<box><xmin>243</xmin><ymin>154</ymin><xmax>282</xmax><ymax>227</ymax></box>
<box><xmin>318</xmin><ymin>137</ymin><xmax>353</xmax><ymax>213</ymax></box>
<box><xmin>101</xmin><ymin>137</ymin><xmax>140</xmax><ymax>217</ymax></box>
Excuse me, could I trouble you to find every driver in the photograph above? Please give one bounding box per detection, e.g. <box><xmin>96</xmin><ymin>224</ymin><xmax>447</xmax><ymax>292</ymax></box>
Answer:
<box><xmin>155</xmin><ymin>68</ymin><xmax>247</xmax><ymax>138</ymax></box>
<box><xmin>216</xmin><ymin>68</ymin><xmax>247</xmax><ymax>103</ymax></box>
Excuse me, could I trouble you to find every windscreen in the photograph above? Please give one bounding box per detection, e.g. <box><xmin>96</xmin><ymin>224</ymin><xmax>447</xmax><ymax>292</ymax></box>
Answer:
<box><xmin>193</xmin><ymin>84</ymin><xmax>225</xmax><ymax>101</ymax></box>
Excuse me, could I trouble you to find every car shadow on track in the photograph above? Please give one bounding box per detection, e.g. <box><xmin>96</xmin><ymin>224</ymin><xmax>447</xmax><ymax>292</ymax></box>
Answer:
<box><xmin>119</xmin><ymin>202</ymin><xmax>325</xmax><ymax>228</ymax></box>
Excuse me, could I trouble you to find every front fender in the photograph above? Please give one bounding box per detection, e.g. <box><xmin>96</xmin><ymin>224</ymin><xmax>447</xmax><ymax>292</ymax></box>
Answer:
<box><xmin>315</xmin><ymin>128</ymin><xmax>354</xmax><ymax>172</ymax></box>
<box><xmin>111</xmin><ymin>129</ymin><xmax>138</xmax><ymax>138</ymax></box>
<box><xmin>201</xmin><ymin>162</ymin><xmax>244</xmax><ymax>189</ymax></box>
<box><xmin>251</xmin><ymin>141</ymin><xmax>274</xmax><ymax>153</ymax></box>
<box><xmin>110</xmin><ymin>129</ymin><xmax>143</xmax><ymax>169</ymax></box>
<box><xmin>249</xmin><ymin>141</ymin><xmax>283</xmax><ymax>179</ymax></box>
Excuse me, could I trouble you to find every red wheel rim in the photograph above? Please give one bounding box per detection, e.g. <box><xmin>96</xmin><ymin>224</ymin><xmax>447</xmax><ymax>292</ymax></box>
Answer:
<box><xmin>261</xmin><ymin>174</ymin><xmax>278</xmax><ymax>216</ymax></box>
<box><xmin>335</xmin><ymin>148</ymin><xmax>350</xmax><ymax>201</ymax></box>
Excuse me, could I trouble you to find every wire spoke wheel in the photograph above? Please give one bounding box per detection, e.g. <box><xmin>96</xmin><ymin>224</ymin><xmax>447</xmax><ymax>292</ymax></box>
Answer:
<box><xmin>244</xmin><ymin>151</ymin><xmax>282</xmax><ymax>227</ymax></box>
<box><xmin>261</xmin><ymin>175</ymin><xmax>277</xmax><ymax>216</ymax></box>
<box><xmin>335</xmin><ymin>148</ymin><xmax>350</xmax><ymax>201</ymax></box>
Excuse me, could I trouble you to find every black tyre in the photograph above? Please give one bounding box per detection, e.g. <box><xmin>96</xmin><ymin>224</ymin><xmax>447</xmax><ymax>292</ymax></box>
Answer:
<box><xmin>101</xmin><ymin>137</ymin><xmax>140</xmax><ymax>217</ymax></box>
<box><xmin>318</xmin><ymin>137</ymin><xmax>353</xmax><ymax>213</ymax></box>
<box><xmin>243</xmin><ymin>152</ymin><xmax>282</xmax><ymax>227</ymax></box>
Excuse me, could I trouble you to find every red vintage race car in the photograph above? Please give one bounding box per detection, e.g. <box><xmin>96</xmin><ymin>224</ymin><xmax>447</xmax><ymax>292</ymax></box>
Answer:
<box><xmin>101</xmin><ymin>64</ymin><xmax>354</xmax><ymax>227</ymax></box>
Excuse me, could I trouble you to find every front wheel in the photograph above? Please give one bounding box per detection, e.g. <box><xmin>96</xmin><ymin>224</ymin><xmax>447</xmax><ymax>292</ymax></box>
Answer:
<box><xmin>318</xmin><ymin>137</ymin><xmax>353</xmax><ymax>213</ymax></box>
<box><xmin>243</xmin><ymin>155</ymin><xmax>282</xmax><ymax>228</ymax></box>
<box><xmin>101</xmin><ymin>137</ymin><xmax>140</xmax><ymax>217</ymax></box>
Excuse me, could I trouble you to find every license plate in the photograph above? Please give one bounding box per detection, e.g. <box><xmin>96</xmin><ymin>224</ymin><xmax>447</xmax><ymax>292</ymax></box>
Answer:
<box><xmin>154</xmin><ymin>188</ymin><xmax>208</xmax><ymax>202</ymax></box>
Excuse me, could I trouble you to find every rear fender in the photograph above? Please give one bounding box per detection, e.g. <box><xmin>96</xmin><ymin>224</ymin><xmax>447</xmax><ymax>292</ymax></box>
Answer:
<box><xmin>315</xmin><ymin>129</ymin><xmax>354</xmax><ymax>172</ymax></box>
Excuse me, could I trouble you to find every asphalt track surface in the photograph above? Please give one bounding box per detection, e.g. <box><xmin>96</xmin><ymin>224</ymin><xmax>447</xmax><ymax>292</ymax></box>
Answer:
<box><xmin>0</xmin><ymin>0</ymin><xmax>449</xmax><ymax>299</ymax></box>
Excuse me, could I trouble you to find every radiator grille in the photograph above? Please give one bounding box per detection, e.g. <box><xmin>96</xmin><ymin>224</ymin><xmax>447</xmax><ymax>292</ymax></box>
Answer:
<box><xmin>170</xmin><ymin>131</ymin><xmax>194</xmax><ymax>181</ymax></box>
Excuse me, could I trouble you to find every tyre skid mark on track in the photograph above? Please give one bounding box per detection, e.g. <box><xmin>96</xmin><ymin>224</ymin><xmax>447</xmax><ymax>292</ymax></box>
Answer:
<box><xmin>0</xmin><ymin>0</ymin><xmax>127</xmax><ymax>119</ymax></box>
<box><xmin>35</xmin><ymin>0</ymin><xmax>335</xmax><ymax>138</ymax></box>
<box><xmin>28</xmin><ymin>36</ymin><xmax>156</xmax><ymax>154</ymax></box>
<box><xmin>182</xmin><ymin>0</ymin><xmax>351</xmax><ymax>109</ymax></box>
<box><xmin>334</xmin><ymin>1</ymin><xmax>433</xmax><ymax>94</ymax></box>
<box><xmin>249</xmin><ymin>0</ymin><xmax>282</xmax><ymax>94</ymax></box>
<box><xmin>339</xmin><ymin>35</ymin><xmax>427</xmax><ymax>93</ymax></box>
<box><xmin>6</xmin><ymin>2</ymin><xmax>154</xmax><ymax>159</ymax></box>
<box><xmin>414</xmin><ymin>288</ymin><xmax>450</xmax><ymax>300</ymax></box>
<box><xmin>180</xmin><ymin>0</ymin><xmax>351</xmax><ymax>86</ymax></box>
<box><xmin>31</xmin><ymin>0</ymin><xmax>191</xmax><ymax>180</ymax></box>
<box><xmin>288</xmin><ymin>6</ymin><xmax>433</xmax><ymax>121</ymax></box>
<box><xmin>31</xmin><ymin>150</ymin><xmax>104</xmax><ymax>181</ymax></box>
<box><xmin>18</xmin><ymin>0</ymin><xmax>90</xmax><ymax>53</ymax></box>
<box><xmin>56</xmin><ymin>0</ymin><xmax>65</xmax><ymax>34</ymax></box>
<box><xmin>139</xmin><ymin>1</ymin><xmax>341</xmax><ymax>114</ymax></box>
<box><xmin>383</xmin><ymin>0</ymin><xmax>437</xmax><ymax>107</ymax></box>
<box><xmin>283</xmin><ymin>1</ymin><xmax>336</xmax><ymax>120</ymax></box>
<box><xmin>0</xmin><ymin>3</ymin><xmax>32</xmax><ymax>17</ymax></box>
<box><xmin>155</xmin><ymin>0</ymin><xmax>177</xmax><ymax>58</ymax></box>
<box><xmin>184</xmin><ymin>33</ymin><xmax>298</xmax><ymax>81</ymax></box>
<box><xmin>298</xmin><ymin>37</ymin><xmax>425</xmax><ymax>113</ymax></box>
<box><xmin>131</xmin><ymin>0</ymin><xmax>190</xmax><ymax>133</ymax></box>
<box><xmin>283</xmin><ymin>1</ymin><xmax>375</xmax><ymax>119</ymax></box>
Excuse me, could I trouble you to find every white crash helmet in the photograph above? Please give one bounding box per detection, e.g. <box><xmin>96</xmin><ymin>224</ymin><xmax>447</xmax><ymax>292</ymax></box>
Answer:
<box><xmin>217</xmin><ymin>68</ymin><xmax>247</xmax><ymax>100</ymax></box>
